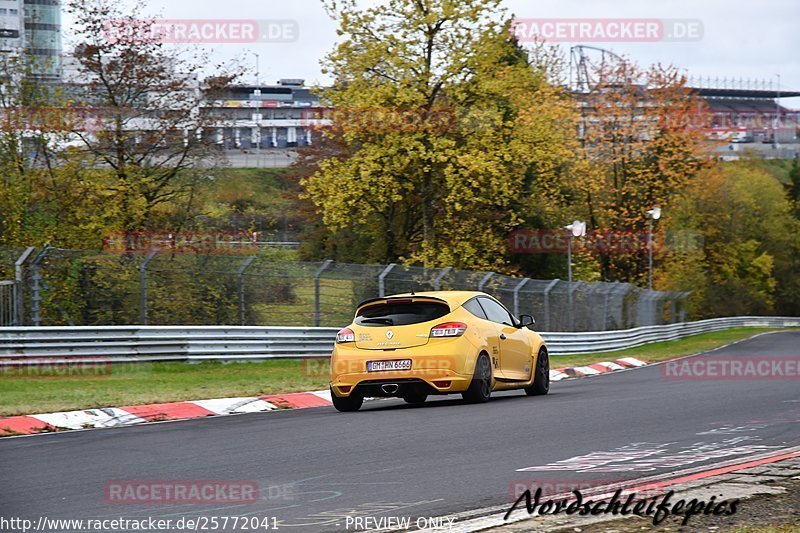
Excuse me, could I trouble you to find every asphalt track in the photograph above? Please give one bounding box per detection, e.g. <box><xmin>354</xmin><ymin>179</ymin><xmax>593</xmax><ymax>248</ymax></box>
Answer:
<box><xmin>1</xmin><ymin>331</ymin><xmax>799</xmax><ymax>532</ymax></box>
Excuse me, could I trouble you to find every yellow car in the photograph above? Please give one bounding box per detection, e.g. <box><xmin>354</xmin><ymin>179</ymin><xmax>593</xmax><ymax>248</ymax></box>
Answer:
<box><xmin>329</xmin><ymin>291</ymin><xmax>549</xmax><ymax>412</ymax></box>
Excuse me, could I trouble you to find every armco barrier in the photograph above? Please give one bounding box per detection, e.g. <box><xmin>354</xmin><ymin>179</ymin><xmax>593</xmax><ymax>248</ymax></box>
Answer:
<box><xmin>0</xmin><ymin>317</ymin><xmax>798</xmax><ymax>364</ymax></box>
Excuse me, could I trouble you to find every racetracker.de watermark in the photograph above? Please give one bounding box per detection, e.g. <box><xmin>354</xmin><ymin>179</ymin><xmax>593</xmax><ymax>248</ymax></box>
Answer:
<box><xmin>301</xmin><ymin>107</ymin><xmax>457</xmax><ymax>133</ymax></box>
<box><xmin>103</xmin><ymin>231</ymin><xmax>260</xmax><ymax>255</ymax></box>
<box><xmin>512</xmin><ymin>18</ymin><xmax>703</xmax><ymax>42</ymax></box>
<box><xmin>0</xmin><ymin>107</ymin><xmax>104</xmax><ymax>133</ymax></box>
<box><xmin>104</xmin><ymin>19</ymin><xmax>298</xmax><ymax>44</ymax></box>
<box><xmin>0</xmin><ymin>358</ymin><xmax>113</xmax><ymax>379</ymax></box>
<box><xmin>661</xmin><ymin>356</ymin><xmax>800</xmax><ymax>380</ymax></box>
<box><xmin>303</xmin><ymin>357</ymin><xmax>456</xmax><ymax>377</ymax></box>
<box><xmin>104</xmin><ymin>481</ymin><xmax>260</xmax><ymax>505</ymax></box>
<box><xmin>509</xmin><ymin>229</ymin><xmax>703</xmax><ymax>255</ymax></box>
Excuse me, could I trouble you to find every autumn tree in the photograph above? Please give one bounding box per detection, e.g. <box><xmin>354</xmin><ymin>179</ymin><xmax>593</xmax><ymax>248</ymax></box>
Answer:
<box><xmin>0</xmin><ymin>50</ymin><xmax>122</xmax><ymax>248</ymax></box>
<box><xmin>66</xmin><ymin>0</ymin><xmax>237</xmax><ymax>230</ymax></box>
<box><xmin>529</xmin><ymin>56</ymin><xmax>718</xmax><ymax>284</ymax></box>
<box><xmin>659</xmin><ymin>162</ymin><xmax>800</xmax><ymax>317</ymax></box>
<box><xmin>300</xmin><ymin>0</ymin><xmax>576</xmax><ymax>270</ymax></box>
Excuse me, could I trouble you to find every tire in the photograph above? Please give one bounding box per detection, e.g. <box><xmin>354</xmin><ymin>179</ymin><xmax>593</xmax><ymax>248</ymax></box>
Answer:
<box><xmin>330</xmin><ymin>387</ymin><xmax>363</xmax><ymax>412</ymax></box>
<box><xmin>462</xmin><ymin>353</ymin><xmax>492</xmax><ymax>403</ymax></box>
<box><xmin>402</xmin><ymin>393</ymin><xmax>428</xmax><ymax>404</ymax></box>
<box><xmin>525</xmin><ymin>347</ymin><xmax>550</xmax><ymax>396</ymax></box>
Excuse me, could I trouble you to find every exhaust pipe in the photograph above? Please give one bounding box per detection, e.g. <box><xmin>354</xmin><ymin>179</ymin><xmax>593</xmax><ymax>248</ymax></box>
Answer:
<box><xmin>381</xmin><ymin>383</ymin><xmax>399</xmax><ymax>394</ymax></box>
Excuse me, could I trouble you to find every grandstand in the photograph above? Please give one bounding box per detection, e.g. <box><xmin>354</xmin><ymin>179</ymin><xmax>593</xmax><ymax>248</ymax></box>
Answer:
<box><xmin>570</xmin><ymin>46</ymin><xmax>800</xmax><ymax>159</ymax></box>
<box><xmin>689</xmin><ymin>78</ymin><xmax>800</xmax><ymax>158</ymax></box>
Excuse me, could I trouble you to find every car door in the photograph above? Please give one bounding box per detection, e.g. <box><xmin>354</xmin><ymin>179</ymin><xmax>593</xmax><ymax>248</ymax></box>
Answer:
<box><xmin>477</xmin><ymin>297</ymin><xmax>532</xmax><ymax>381</ymax></box>
<box><xmin>461</xmin><ymin>297</ymin><xmax>503</xmax><ymax>372</ymax></box>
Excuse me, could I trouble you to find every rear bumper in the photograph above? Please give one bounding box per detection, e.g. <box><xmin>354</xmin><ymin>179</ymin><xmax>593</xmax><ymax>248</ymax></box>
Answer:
<box><xmin>331</xmin><ymin>371</ymin><xmax>473</xmax><ymax>398</ymax></box>
<box><xmin>347</xmin><ymin>379</ymin><xmax>440</xmax><ymax>398</ymax></box>
<box><xmin>330</xmin><ymin>337</ymin><xmax>478</xmax><ymax>398</ymax></box>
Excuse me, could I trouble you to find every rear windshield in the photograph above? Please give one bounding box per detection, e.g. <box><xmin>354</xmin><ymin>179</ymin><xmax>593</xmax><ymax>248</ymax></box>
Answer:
<box><xmin>355</xmin><ymin>301</ymin><xmax>450</xmax><ymax>327</ymax></box>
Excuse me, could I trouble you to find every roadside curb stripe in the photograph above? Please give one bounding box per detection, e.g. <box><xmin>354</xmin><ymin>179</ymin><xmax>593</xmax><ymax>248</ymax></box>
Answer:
<box><xmin>0</xmin><ymin>358</ymin><xmax>652</xmax><ymax>437</ymax></box>
<box><xmin>0</xmin><ymin>415</ymin><xmax>53</xmax><ymax>435</ymax></box>
<box><xmin>121</xmin><ymin>402</ymin><xmax>217</xmax><ymax>421</ymax></box>
<box><xmin>30</xmin><ymin>408</ymin><xmax>146</xmax><ymax>430</ymax></box>
<box><xmin>616</xmin><ymin>357</ymin><xmax>648</xmax><ymax>367</ymax></box>
<box><xmin>190</xmin><ymin>397</ymin><xmax>277</xmax><ymax>415</ymax></box>
<box><xmin>567</xmin><ymin>366</ymin><xmax>601</xmax><ymax>376</ymax></box>
<box><xmin>309</xmin><ymin>389</ymin><xmax>333</xmax><ymax>402</ymax></box>
<box><xmin>263</xmin><ymin>392</ymin><xmax>333</xmax><ymax>409</ymax></box>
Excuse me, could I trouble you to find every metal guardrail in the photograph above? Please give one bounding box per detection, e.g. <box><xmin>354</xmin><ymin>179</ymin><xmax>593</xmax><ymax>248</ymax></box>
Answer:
<box><xmin>0</xmin><ymin>317</ymin><xmax>798</xmax><ymax>365</ymax></box>
<box><xmin>540</xmin><ymin>316</ymin><xmax>800</xmax><ymax>355</ymax></box>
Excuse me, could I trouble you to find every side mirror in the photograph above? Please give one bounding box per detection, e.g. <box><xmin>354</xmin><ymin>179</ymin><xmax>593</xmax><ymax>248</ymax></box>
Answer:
<box><xmin>518</xmin><ymin>314</ymin><xmax>535</xmax><ymax>328</ymax></box>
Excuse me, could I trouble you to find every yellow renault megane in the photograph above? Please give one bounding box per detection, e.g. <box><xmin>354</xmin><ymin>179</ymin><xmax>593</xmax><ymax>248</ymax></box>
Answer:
<box><xmin>329</xmin><ymin>291</ymin><xmax>549</xmax><ymax>412</ymax></box>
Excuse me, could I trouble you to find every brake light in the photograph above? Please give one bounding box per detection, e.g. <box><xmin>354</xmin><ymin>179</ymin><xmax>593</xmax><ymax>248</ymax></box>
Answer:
<box><xmin>431</xmin><ymin>322</ymin><xmax>467</xmax><ymax>338</ymax></box>
<box><xmin>336</xmin><ymin>328</ymin><xmax>355</xmax><ymax>343</ymax></box>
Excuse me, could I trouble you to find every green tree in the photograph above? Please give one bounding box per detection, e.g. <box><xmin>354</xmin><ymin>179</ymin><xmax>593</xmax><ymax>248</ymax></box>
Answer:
<box><xmin>300</xmin><ymin>0</ymin><xmax>576</xmax><ymax>270</ymax></box>
<box><xmin>0</xmin><ymin>50</ymin><xmax>123</xmax><ymax>249</ymax></box>
<box><xmin>659</xmin><ymin>163</ymin><xmax>799</xmax><ymax>317</ymax></box>
<box><xmin>786</xmin><ymin>155</ymin><xmax>800</xmax><ymax>217</ymax></box>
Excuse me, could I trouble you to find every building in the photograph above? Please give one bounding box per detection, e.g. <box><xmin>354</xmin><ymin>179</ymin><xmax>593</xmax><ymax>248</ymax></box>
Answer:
<box><xmin>23</xmin><ymin>0</ymin><xmax>62</xmax><ymax>79</ymax></box>
<box><xmin>0</xmin><ymin>0</ymin><xmax>61</xmax><ymax>79</ymax></box>
<box><xmin>202</xmin><ymin>79</ymin><xmax>327</xmax><ymax>151</ymax></box>
<box><xmin>0</xmin><ymin>0</ymin><xmax>23</xmax><ymax>52</ymax></box>
<box><xmin>688</xmin><ymin>78</ymin><xmax>800</xmax><ymax>158</ymax></box>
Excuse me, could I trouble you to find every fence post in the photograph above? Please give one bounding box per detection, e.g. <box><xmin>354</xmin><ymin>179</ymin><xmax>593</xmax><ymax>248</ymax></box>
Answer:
<box><xmin>478</xmin><ymin>271</ymin><xmax>495</xmax><ymax>292</ymax></box>
<box><xmin>14</xmin><ymin>247</ymin><xmax>35</xmax><ymax>326</ymax></box>
<box><xmin>377</xmin><ymin>263</ymin><xmax>396</xmax><ymax>298</ymax></box>
<box><xmin>543</xmin><ymin>278</ymin><xmax>559</xmax><ymax>331</ymax></box>
<box><xmin>512</xmin><ymin>278</ymin><xmax>530</xmax><ymax>318</ymax></box>
<box><xmin>670</xmin><ymin>294</ymin><xmax>677</xmax><ymax>324</ymax></box>
<box><xmin>679</xmin><ymin>292</ymin><xmax>690</xmax><ymax>322</ymax></box>
<box><xmin>587</xmin><ymin>283</ymin><xmax>604</xmax><ymax>331</ymax></box>
<box><xmin>140</xmin><ymin>251</ymin><xmax>157</xmax><ymax>325</ymax></box>
<box><xmin>635</xmin><ymin>291</ymin><xmax>655</xmax><ymax>327</ymax></box>
<box><xmin>568</xmin><ymin>281</ymin><xmax>584</xmax><ymax>331</ymax></box>
<box><xmin>29</xmin><ymin>246</ymin><xmax>52</xmax><ymax>326</ymax></box>
<box><xmin>433</xmin><ymin>267</ymin><xmax>452</xmax><ymax>291</ymax></box>
<box><xmin>237</xmin><ymin>255</ymin><xmax>257</xmax><ymax>326</ymax></box>
<box><xmin>602</xmin><ymin>282</ymin><xmax>617</xmax><ymax>331</ymax></box>
<box><xmin>314</xmin><ymin>260</ymin><xmax>334</xmax><ymax>327</ymax></box>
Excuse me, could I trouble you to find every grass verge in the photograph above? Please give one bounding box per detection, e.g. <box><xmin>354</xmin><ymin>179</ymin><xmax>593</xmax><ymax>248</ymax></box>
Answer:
<box><xmin>0</xmin><ymin>327</ymin><xmax>792</xmax><ymax>417</ymax></box>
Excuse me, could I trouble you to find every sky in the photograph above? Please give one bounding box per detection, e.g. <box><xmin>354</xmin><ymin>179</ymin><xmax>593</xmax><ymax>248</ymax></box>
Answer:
<box><xmin>63</xmin><ymin>0</ymin><xmax>800</xmax><ymax>101</ymax></box>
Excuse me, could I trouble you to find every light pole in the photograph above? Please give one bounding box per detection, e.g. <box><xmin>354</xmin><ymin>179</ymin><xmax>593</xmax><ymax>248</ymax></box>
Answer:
<box><xmin>249</xmin><ymin>51</ymin><xmax>261</xmax><ymax>155</ymax></box>
<box><xmin>250</xmin><ymin>51</ymin><xmax>260</xmax><ymax>86</ymax></box>
<box><xmin>646</xmin><ymin>207</ymin><xmax>661</xmax><ymax>291</ymax></box>
<box><xmin>563</xmin><ymin>221</ymin><xmax>587</xmax><ymax>283</ymax></box>
<box><xmin>774</xmin><ymin>73</ymin><xmax>781</xmax><ymax>149</ymax></box>
<box><xmin>563</xmin><ymin>220</ymin><xmax>586</xmax><ymax>331</ymax></box>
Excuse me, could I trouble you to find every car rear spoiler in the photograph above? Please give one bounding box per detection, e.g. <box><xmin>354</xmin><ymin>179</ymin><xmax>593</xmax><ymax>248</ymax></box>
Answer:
<box><xmin>356</xmin><ymin>295</ymin><xmax>450</xmax><ymax>312</ymax></box>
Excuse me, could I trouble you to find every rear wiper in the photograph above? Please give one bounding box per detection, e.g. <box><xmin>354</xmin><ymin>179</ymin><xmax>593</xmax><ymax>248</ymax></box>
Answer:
<box><xmin>361</xmin><ymin>318</ymin><xmax>394</xmax><ymax>325</ymax></box>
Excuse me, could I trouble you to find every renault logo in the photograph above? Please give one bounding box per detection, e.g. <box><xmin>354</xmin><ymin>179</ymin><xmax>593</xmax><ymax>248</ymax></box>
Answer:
<box><xmin>386</xmin><ymin>330</ymin><xmax>394</xmax><ymax>340</ymax></box>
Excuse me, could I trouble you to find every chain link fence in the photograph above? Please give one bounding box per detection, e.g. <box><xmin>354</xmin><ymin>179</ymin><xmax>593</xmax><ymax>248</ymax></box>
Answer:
<box><xmin>1</xmin><ymin>247</ymin><xmax>690</xmax><ymax>331</ymax></box>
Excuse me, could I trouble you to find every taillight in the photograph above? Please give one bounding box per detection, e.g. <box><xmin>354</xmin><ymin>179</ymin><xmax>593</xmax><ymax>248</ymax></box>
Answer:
<box><xmin>431</xmin><ymin>322</ymin><xmax>467</xmax><ymax>338</ymax></box>
<box><xmin>336</xmin><ymin>328</ymin><xmax>355</xmax><ymax>343</ymax></box>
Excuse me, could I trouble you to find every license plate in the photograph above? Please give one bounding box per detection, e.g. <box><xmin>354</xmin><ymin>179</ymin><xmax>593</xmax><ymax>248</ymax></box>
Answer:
<box><xmin>367</xmin><ymin>359</ymin><xmax>412</xmax><ymax>372</ymax></box>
